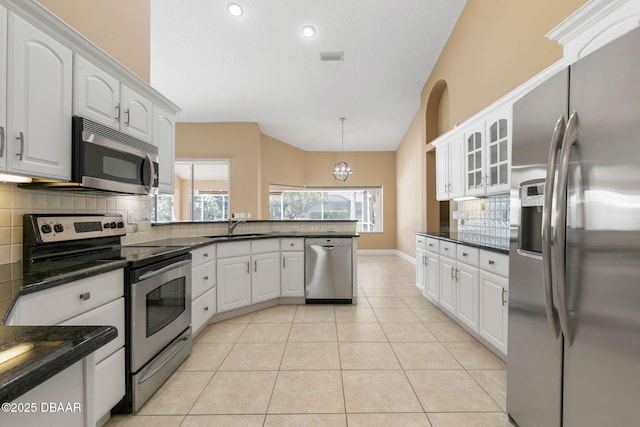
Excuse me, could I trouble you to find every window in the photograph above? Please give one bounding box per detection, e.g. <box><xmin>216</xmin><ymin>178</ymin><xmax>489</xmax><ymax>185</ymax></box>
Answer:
<box><xmin>152</xmin><ymin>160</ymin><xmax>230</xmax><ymax>223</ymax></box>
<box><xmin>269</xmin><ymin>186</ymin><xmax>382</xmax><ymax>232</ymax></box>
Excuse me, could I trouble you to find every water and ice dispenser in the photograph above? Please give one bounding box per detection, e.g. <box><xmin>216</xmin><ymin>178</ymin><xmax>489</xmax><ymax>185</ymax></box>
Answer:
<box><xmin>519</xmin><ymin>180</ymin><xmax>545</xmax><ymax>254</ymax></box>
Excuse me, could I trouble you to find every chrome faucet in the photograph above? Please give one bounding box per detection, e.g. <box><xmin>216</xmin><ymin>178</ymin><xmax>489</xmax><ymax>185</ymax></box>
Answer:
<box><xmin>228</xmin><ymin>217</ymin><xmax>245</xmax><ymax>235</ymax></box>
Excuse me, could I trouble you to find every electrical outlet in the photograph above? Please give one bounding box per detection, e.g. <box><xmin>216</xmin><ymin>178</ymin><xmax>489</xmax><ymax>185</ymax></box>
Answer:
<box><xmin>127</xmin><ymin>211</ymin><xmax>135</xmax><ymax>224</ymax></box>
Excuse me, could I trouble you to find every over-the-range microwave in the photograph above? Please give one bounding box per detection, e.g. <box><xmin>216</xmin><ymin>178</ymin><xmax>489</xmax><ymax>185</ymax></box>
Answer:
<box><xmin>21</xmin><ymin>116</ymin><xmax>159</xmax><ymax>195</ymax></box>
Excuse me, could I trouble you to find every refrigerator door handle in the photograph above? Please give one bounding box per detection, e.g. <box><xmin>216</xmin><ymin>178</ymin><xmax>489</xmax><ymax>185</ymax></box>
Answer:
<box><xmin>541</xmin><ymin>115</ymin><xmax>566</xmax><ymax>338</ymax></box>
<box><xmin>554</xmin><ymin>111</ymin><xmax>579</xmax><ymax>345</ymax></box>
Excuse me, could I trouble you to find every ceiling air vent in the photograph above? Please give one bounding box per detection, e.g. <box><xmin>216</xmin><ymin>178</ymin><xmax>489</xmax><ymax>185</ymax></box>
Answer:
<box><xmin>320</xmin><ymin>51</ymin><xmax>344</xmax><ymax>62</ymax></box>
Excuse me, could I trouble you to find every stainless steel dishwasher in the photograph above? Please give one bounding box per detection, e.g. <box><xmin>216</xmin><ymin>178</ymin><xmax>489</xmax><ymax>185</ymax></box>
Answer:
<box><xmin>305</xmin><ymin>237</ymin><xmax>353</xmax><ymax>303</ymax></box>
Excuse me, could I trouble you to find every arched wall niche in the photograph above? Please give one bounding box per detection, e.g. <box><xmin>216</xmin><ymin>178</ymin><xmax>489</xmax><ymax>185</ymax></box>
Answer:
<box><xmin>425</xmin><ymin>79</ymin><xmax>449</xmax><ymax>232</ymax></box>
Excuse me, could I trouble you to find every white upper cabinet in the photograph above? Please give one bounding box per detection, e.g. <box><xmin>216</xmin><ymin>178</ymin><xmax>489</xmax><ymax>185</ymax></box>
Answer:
<box><xmin>435</xmin><ymin>128</ymin><xmax>465</xmax><ymax>201</ymax></box>
<box><xmin>0</xmin><ymin>5</ymin><xmax>6</xmax><ymax>172</ymax></box>
<box><xmin>121</xmin><ymin>84</ymin><xmax>152</xmax><ymax>143</ymax></box>
<box><xmin>153</xmin><ymin>105</ymin><xmax>176</xmax><ymax>193</ymax></box>
<box><xmin>484</xmin><ymin>106</ymin><xmax>511</xmax><ymax>193</ymax></box>
<box><xmin>74</xmin><ymin>55</ymin><xmax>120</xmax><ymax>129</ymax></box>
<box><xmin>7</xmin><ymin>12</ymin><xmax>72</xmax><ymax>180</ymax></box>
<box><xmin>463</xmin><ymin>104</ymin><xmax>511</xmax><ymax>197</ymax></box>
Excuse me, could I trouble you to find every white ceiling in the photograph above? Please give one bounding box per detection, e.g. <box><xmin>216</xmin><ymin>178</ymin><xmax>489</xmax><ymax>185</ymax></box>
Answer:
<box><xmin>150</xmin><ymin>0</ymin><xmax>466</xmax><ymax>151</ymax></box>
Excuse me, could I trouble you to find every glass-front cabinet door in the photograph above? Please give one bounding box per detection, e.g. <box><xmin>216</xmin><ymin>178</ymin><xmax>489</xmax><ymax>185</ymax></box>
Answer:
<box><xmin>485</xmin><ymin>105</ymin><xmax>511</xmax><ymax>194</ymax></box>
<box><xmin>465</xmin><ymin>124</ymin><xmax>486</xmax><ymax>196</ymax></box>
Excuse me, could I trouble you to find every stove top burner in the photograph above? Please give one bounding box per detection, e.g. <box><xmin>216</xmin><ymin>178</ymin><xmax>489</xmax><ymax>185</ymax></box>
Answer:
<box><xmin>22</xmin><ymin>214</ymin><xmax>190</xmax><ymax>268</ymax></box>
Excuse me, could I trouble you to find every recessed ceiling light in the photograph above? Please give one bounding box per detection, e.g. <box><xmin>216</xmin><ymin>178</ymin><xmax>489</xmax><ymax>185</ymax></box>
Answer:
<box><xmin>227</xmin><ymin>3</ymin><xmax>243</xmax><ymax>17</ymax></box>
<box><xmin>301</xmin><ymin>26</ymin><xmax>316</xmax><ymax>38</ymax></box>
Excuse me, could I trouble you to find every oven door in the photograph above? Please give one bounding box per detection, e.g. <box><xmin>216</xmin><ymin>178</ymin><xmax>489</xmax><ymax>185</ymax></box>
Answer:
<box><xmin>130</xmin><ymin>255</ymin><xmax>191</xmax><ymax>372</ymax></box>
<box><xmin>73</xmin><ymin>117</ymin><xmax>159</xmax><ymax>195</ymax></box>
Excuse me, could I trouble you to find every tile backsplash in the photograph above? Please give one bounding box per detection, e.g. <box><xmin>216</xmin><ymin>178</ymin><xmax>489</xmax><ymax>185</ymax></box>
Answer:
<box><xmin>456</xmin><ymin>193</ymin><xmax>510</xmax><ymax>250</ymax></box>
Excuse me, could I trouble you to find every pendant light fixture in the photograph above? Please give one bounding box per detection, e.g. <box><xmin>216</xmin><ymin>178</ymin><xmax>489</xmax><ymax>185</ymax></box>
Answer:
<box><xmin>333</xmin><ymin>117</ymin><xmax>353</xmax><ymax>182</ymax></box>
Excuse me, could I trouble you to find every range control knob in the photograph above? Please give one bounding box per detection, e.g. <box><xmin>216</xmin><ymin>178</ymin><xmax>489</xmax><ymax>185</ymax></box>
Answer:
<box><xmin>103</xmin><ymin>223</ymin><xmax>111</xmax><ymax>229</ymax></box>
<box><xmin>41</xmin><ymin>224</ymin><xmax>52</xmax><ymax>234</ymax></box>
<box><xmin>117</xmin><ymin>221</ymin><xmax>125</xmax><ymax>229</ymax></box>
<box><xmin>53</xmin><ymin>224</ymin><xmax>64</xmax><ymax>233</ymax></box>
<box><xmin>110</xmin><ymin>222</ymin><xmax>117</xmax><ymax>229</ymax></box>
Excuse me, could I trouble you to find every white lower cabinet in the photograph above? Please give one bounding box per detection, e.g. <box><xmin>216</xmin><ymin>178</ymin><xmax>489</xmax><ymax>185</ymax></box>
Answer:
<box><xmin>251</xmin><ymin>252</ymin><xmax>280</xmax><ymax>303</ymax></box>
<box><xmin>438</xmin><ymin>255</ymin><xmax>457</xmax><ymax>315</ymax></box>
<box><xmin>217</xmin><ymin>255</ymin><xmax>251</xmax><ymax>312</ymax></box>
<box><xmin>456</xmin><ymin>262</ymin><xmax>480</xmax><ymax>333</ymax></box>
<box><xmin>6</xmin><ymin>360</ymin><xmax>85</xmax><ymax>427</ymax></box>
<box><xmin>416</xmin><ymin>247</ymin><xmax>426</xmax><ymax>292</ymax></box>
<box><xmin>281</xmin><ymin>251</ymin><xmax>304</xmax><ymax>297</ymax></box>
<box><xmin>4</xmin><ymin>269</ymin><xmax>125</xmax><ymax>425</ymax></box>
<box><xmin>192</xmin><ymin>287</ymin><xmax>216</xmax><ymax>333</ymax></box>
<box><xmin>415</xmin><ymin>233</ymin><xmax>509</xmax><ymax>357</ymax></box>
<box><xmin>479</xmin><ymin>270</ymin><xmax>509</xmax><ymax>355</ymax></box>
<box><xmin>424</xmin><ymin>251</ymin><xmax>439</xmax><ymax>303</ymax></box>
<box><xmin>190</xmin><ymin>244</ymin><xmax>216</xmax><ymax>334</ymax></box>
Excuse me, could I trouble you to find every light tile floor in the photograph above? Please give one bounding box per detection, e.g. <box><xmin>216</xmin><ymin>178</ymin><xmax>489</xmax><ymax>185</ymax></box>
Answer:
<box><xmin>106</xmin><ymin>255</ymin><xmax>513</xmax><ymax>427</ymax></box>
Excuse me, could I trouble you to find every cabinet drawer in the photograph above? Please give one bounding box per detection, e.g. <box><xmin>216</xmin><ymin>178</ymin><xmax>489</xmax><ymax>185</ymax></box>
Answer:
<box><xmin>60</xmin><ymin>298</ymin><xmax>124</xmax><ymax>363</ymax></box>
<box><xmin>426</xmin><ymin>238</ymin><xmax>440</xmax><ymax>252</ymax></box>
<box><xmin>14</xmin><ymin>269</ymin><xmax>123</xmax><ymax>325</ymax></box>
<box><xmin>251</xmin><ymin>238</ymin><xmax>279</xmax><ymax>254</ymax></box>
<box><xmin>191</xmin><ymin>244</ymin><xmax>215</xmax><ymax>267</ymax></box>
<box><xmin>480</xmin><ymin>250</ymin><xmax>509</xmax><ymax>277</ymax></box>
<box><xmin>93</xmin><ymin>348</ymin><xmax>125</xmax><ymax>423</ymax></box>
<box><xmin>440</xmin><ymin>241</ymin><xmax>456</xmax><ymax>257</ymax></box>
<box><xmin>192</xmin><ymin>287</ymin><xmax>215</xmax><ymax>334</ymax></box>
<box><xmin>280</xmin><ymin>238</ymin><xmax>304</xmax><ymax>251</ymax></box>
<box><xmin>192</xmin><ymin>262</ymin><xmax>215</xmax><ymax>300</ymax></box>
<box><xmin>217</xmin><ymin>241</ymin><xmax>250</xmax><ymax>258</ymax></box>
<box><xmin>457</xmin><ymin>245</ymin><xmax>479</xmax><ymax>266</ymax></box>
<box><xmin>415</xmin><ymin>235</ymin><xmax>427</xmax><ymax>250</ymax></box>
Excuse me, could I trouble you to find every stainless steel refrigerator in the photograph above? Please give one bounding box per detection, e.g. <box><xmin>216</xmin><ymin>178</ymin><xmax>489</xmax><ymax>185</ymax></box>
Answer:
<box><xmin>507</xmin><ymin>25</ymin><xmax>640</xmax><ymax>427</ymax></box>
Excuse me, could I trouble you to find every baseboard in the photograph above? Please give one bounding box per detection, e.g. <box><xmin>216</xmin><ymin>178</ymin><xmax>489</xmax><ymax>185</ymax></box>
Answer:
<box><xmin>357</xmin><ymin>249</ymin><xmax>416</xmax><ymax>265</ymax></box>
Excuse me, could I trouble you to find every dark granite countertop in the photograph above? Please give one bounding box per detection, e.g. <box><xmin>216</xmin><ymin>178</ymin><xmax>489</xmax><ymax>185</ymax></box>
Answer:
<box><xmin>416</xmin><ymin>231</ymin><xmax>509</xmax><ymax>255</ymax></box>
<box><xmin>131</xmin><ymin>232</ymin><xmax>360</xmax><ymax>250</ymax></box>
<box><xmin>151</xmin><ymin>219</ymin><xmax>358</xmax><ymax>227</ymax></box>
<box><xmin>0</xmin><ymin>325</ymin><xmax>117</xmax><ymax>403</ymax></box>
<box><xmin>0</xmin><ymin>260</ymin><xmax>126</xmax><ymax>324</ymax></box>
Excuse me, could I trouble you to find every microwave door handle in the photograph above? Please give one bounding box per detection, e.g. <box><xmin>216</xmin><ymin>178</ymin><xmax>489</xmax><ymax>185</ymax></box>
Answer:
<box><xmin>541</xmin><ymin>115</ymin><xmax>565</xmax><ymax>338</ymax></box>
<box><xmin>554</xmin><ymin>111</ymin><xmax>579</xmax><ymax>345</ymax></box>
<box><xmin>143</xmin><ymin>153</ymin><xmax>155</xmax><ymax>194</ymax></box>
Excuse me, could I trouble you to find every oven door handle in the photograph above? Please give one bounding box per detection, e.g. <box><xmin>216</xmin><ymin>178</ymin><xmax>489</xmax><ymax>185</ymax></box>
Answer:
<box><xmin>137</xmin><ymin>335</ymin><xmax>190</xmax><ymax>385</ymax></box>
<box><xmin>138</xmin><ymin>259</ymin><xmax>191</xmax><ymax>281</ymax></box>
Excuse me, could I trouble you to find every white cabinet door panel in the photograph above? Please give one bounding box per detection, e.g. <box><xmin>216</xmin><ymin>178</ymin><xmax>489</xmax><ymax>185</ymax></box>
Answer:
<box><xmin>252</xmin><ymin>252</ymin><xmax>280</xmax><ymax>303</ymax></box>
<box><xmin>281</xmin><ymin>251</ymin><xmax>304</xmax><ymax>297</ymax></box>
<box><xmin>479</xmin><ymin>271</ymin><xmax>508</xmax><ymax>355</ymax></box>
<box><xmin>74</xmin><ymin>55</ymin><xmax>120</xmax><ymax>128</ymax></box>
<box><xmin>120</xmin><ymin>84</ymin><xmax>151</xmax><ymax>142</ymax></box>
<box><xmin>217</xmin><ymin>256</ymin><xmax>251</xmax><ymax>312</ymax></box>
<box><xmin>456</xmin><ymin>263</ymin><xmax>479</xmax><ymax>332</ymax></box>
<box><xmin>439</xmin><ymin>256</ymin><xmax>457</xmax><ymax>315</ymax></box>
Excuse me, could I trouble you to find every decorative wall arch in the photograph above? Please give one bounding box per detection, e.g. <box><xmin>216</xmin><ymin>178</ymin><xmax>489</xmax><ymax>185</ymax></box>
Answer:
<box><xmin>425</xmin><ymin>79</ymin><xmax>449</xmax><ymax>144</ymax></box>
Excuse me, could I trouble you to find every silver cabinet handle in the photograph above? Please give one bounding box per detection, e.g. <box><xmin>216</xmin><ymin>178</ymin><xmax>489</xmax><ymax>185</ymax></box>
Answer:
<box><xmin>204</xmin><ymin>306</ymin><xmax>209</xmax><ymax>312</ymax></box>
<box><xmin>125</xmin><ymin>108</ymin><xmax>130</xmax><ymax>126</ymax></box>
<box><xmin>541</xmin><ymin>115</ymin><xmax>565</xmax><ymax>338</ymax></box>
<box><xmin>455</xmin><ymin>268</ymin><xmax>459</xmax><ymax>281</ymax></box>
<box><xmin>283</xmin><ymin>257</ymin><xmax>286</xmax><ymax>269</ymax></box>
<box><xmin>554</xmin><ymin>111</ymin><xmax>579</xmax><ymax>345</ymax></box>
<box><xmin>502</xmin><ymin>288</ymin><xmax>507</xmax><ymax>306</ymax></box>
<box><xmin>450</xmin><ymin>266</ymin><xmax>454</xmax><ymax>280</ymax></box>
<box><xmin>246</xmin><ymin>262</ymin><xmax>250</xmax><ymax>274</ymax></box>
<box><xmin>115</xmin><ymin>103</ymin><xmax>120</xmax><ymax>122</ymax></box>
<box><xmin>79</xmin><ymin>292</ymin><xmax>91</xmax><ymax>301</ymax></box>
<box><xmin>428</xmin><ymin>243</ymin><xmax>434</xmax><ymax>248</ymax></box>
<box><xmin>203</xmin><ymin>252</ymin><xmax>209</xmax><ymax>258</ymax></box>
<box><xmin>0</xmin><ymin>127</ymin><xmax>5</xmax><ymax>158</ymax></box>
<box><xmin>444</xmin><ymin>247</ymin><xmax>449</xmax><ymax>252</ymax></box>
<box><xmin>254</xmin><ymin>260</ymin><xmax>257</xmax><ymax>272</ymax></box>
<box><xmin>16</xmin><ymin>131</ymin><xmax>24</xmax><ymax>160</ymax></box>
<box><xmin>488</xmin><ymin>260</ymin><xmax>495</xmax><ymax>265</ymax></box>
<box><xmin>203</xmin><ymin>275</ymin><xmax>209</xmax><ymax>281</ymax></box>
<box><xmin>462</xmin><ymin>252</ymin><xmax>468</xmax><ymax>257</ymax></box>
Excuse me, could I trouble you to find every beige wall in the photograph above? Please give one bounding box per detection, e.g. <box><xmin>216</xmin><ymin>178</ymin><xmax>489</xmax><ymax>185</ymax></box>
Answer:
<box><xmin>176</xmin><ymin>123</ymin><xmax>262</xmax><ymax>219</ymax></box>
<box><xmin>396</xmin><ymin>0</ymin><xmax>589</xmax><ymax>258</ymax></box>
<box><xmin>303</xmin><ymin>151</ymin><xmax>396</xmax><ymax>250</ymax></box>
<box><xmin>37</xmin><ymin>0</ymin><xmax>151</xmax><ymax>82</ymax></box>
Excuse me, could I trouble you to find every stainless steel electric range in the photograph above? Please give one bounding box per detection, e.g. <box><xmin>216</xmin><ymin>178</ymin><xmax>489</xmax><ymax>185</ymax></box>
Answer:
<box><xmin>23</xmin><ymin>214</ymin><xmax>192</xmax><ymax>413</ymax></box>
